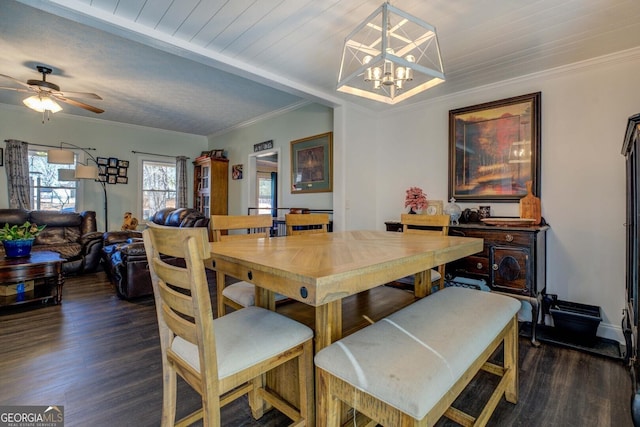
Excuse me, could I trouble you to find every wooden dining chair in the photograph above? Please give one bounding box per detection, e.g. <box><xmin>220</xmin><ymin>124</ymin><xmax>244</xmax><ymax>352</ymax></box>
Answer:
<box><xmin>285</xmin><ymin>213</ymin><xmax>330</xmax><ymax>236</ymax></box>
<box><xmin>143</xmin><ymin>222</ymin><xmax>314</xmax><ymax>427</ymax></box>
<box><xmin>210</xmin><ymin>214</ymin><xmax>287</xmax><ymax>317</ymax></box>
<box><xmin>399</xmin><ymin>214</ymin><xmax>451</xmax><ymax>294</ymax></box>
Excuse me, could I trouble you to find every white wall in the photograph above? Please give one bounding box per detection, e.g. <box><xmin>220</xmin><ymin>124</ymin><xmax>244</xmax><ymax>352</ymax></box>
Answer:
<box><xmin>339</xmin><ymin>48</ymin><xmax>640</xmax><ymax>342</ymax></box>
<box><xmin>0</xmin><ymin>105</ymin><xmax>208</xmax><ymax>231</ymax></box>
<box><xmin>209</xmin><ymin>103</ymin><xmax>333</xmax><ymax>216</ymax></box>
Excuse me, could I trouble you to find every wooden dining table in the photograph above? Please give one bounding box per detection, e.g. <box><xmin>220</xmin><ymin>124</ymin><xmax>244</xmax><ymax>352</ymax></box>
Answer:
<box><xmin>209</xmin><ymin>230</ymin><xmax>483</xmax><ymax>352</ymax></box>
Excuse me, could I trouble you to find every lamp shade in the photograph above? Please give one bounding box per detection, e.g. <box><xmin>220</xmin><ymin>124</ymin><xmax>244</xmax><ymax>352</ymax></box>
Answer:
<box><xmin>58</xmin><ymin>169</ymin><xmax>78</xmax><ymax>181</ymax></box>
<box><xmin>48</xmin><ymin>149</ymin><xmax>75</xmax><ymax>164</ymax></box>
<box><xmin>75</xmin><ymin>164</ymin><xmax>98</xmax><ymax>180</ymax></box>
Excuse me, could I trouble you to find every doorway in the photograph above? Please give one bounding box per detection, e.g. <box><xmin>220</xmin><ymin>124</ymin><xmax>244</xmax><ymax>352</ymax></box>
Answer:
<box><xmin>248</xmin><ymin>149</ymin><xmax>280</xmax><ymax>216</ymax></box>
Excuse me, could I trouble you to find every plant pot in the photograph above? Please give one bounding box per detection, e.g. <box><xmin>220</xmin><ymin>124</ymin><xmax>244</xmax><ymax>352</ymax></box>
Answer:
<box><xmin>2</xmin><ymin>239</ymin><xmax>35</xmax><ymax>258</ymax></box>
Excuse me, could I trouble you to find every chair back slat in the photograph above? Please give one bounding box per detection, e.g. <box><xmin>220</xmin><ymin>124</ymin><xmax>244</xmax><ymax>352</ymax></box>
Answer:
<box><xmin>285</xmin><ymin>213</ymin><xmax>329</xmax><ymax>235</ymax></box>
<box><xmin>211</xmin><ymin>214</ymin><xmax>272</xmax><ymax>242</ymax></box>
<box><xmin>156</xmin><ymin>276</ymin><xmax>195</xmax><ymax>316</ymax></box>
<box><xmin>401</xmin><ymin>214</ymin><xmax>450</xmax><ymax>236</ymax></box>
<box><xmin>161</xmin><ymin>303</ymin><xmax>199</xmax><ymax>344</ymax></box>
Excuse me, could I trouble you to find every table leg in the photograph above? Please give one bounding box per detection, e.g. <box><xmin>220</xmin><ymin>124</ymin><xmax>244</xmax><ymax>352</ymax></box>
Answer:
<box><xmin>414</xmin><ymin>269</ymin><xmax>432</xmax><ymax>298</ymax></box>
<box><xmin>315</xmin><ymin>300</ymin><xmax>342</xmax><ymax>352</ymax></box>
<box><xmin>55</xmin><ymin>267</ymin><xmax>64</xmax><ymax>304</ymax></box>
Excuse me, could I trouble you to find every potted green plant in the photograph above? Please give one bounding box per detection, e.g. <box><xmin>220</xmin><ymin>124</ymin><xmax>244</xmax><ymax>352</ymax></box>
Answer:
<box><xmin>0</xmin><ymin>221</ymin><xmax>46</xmax><ymax>257</ymax></box>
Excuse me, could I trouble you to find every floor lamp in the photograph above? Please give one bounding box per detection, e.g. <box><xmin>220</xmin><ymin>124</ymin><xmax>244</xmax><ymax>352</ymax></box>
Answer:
<box><xmin>48</xmin><ymin>142</ymin><xmax>109</xmax><ymax>232</ymax></box>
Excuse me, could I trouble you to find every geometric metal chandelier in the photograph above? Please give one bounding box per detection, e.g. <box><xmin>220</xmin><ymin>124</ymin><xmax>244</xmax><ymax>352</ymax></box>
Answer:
<box><xmin>337</xmin><ymin>2</ymin><xmax>445</xmax><ymax>104</ymax></box>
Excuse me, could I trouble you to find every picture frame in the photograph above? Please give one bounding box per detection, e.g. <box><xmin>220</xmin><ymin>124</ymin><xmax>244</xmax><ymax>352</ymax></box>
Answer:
<box><xmin>108</xmin><ymin>157</ymin><xmax>118</xmax><ymax>168</ymax></box>
<box><xmin>290</xmin><ymin>131</ymin><xmax>333</xmax><ymax>193</ymax></box>
<box><xmin>116</xmin><ymin>176</ymin><xmax>128</xmax><ymax>184</ymax></box>
<box><xmin>210</xmin><ymin>149</ymin><xmax>224</xmax><ymax>158</ymax></box>
<box><xmin>118</xmin><ymin>160</ymin><xmax>129</xmax><ymax>168</ymax></box>
<box><xmin>107</xmin><ymin>175</ymin><xmax>117</xmax><ymax>184</ymax></box>
<box><xmin>106</xmin><ymin>167</ymin><xmax>118</xmax><ymax>175</ymax></box>
<box><xmin>97</xmin><ymin>157</ymin><xmax>108</xmax><ymax>166</ymax></box>
<box><xmin>118</xmin><ymin>167</ymin><xmax>127</xmax><ymax>177</ymax></box>
<box><xmin>232</xmin><ymin>164</ymin><xmax>243</xmax><ymax>180</ymax></box>
<box><xmin>425</xmin><ymin>200</ymin><xmax>443</xmax><ymax>215</ymax></box>
<box><xmin>97</xmin><ymin>174</ymin><xmax>107</xmax><ymax>183</ymax></box>
<box><xmin>449</xmin><ymin>92</ymin><xmax>541</xmax><ymax>202</ymax></box>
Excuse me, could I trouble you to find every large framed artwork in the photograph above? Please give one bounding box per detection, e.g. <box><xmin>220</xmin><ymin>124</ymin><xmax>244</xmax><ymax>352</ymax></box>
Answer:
<box><xmin>449</xmin><ymin>92</ymin><xmax>541</xmax><ymax>202</ymax></box>
<box><xmin>291</xmin><ymin>132</ymin><xmax>333</xmax><ymax>193</ymax></box>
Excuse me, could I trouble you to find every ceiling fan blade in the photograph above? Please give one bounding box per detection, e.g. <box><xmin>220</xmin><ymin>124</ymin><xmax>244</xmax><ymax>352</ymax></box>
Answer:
<box><xmin>54</xmin><ymin>95</ymin><xmax>104</xmax><ymax>114</ymax></box>
<box><xmin>55</xmin><ymin>90</ymin><xmax>102</xmax><ymax>100</ymax></box>
<box><xmin>0</xmin><ymin>86</ymin><xmax>31</xmax><ymax>93</ymax></box>
<box><xmin>0</xmin><ymin>73</ymin><xmax>31</xmax><ymax>89</ymax></box>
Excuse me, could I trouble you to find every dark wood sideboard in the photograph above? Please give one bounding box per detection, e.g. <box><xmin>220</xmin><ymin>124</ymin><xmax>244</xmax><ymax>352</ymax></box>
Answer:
<box><xmin>385</xmin><ymin>220</ymin><xmax>549</xmax><ymax>346</ymax></box>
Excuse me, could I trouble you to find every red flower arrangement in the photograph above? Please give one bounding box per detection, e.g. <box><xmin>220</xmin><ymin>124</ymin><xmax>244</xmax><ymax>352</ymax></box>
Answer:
<box><xmin>405</xmin><ymin>187</ymin><xmax>428</xmax><ymax>213</ymax></box>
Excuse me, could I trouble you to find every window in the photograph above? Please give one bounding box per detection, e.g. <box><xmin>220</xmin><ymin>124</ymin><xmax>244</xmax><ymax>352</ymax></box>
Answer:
<box><xmin>28</xmin><ymin>150</ymin><xmax>78</xmax><ymax>211</ymax></box>
<box><xmin>141</xmin><ymin>159</ymin><xmax>176</xmax><ymax>219</ymax></box>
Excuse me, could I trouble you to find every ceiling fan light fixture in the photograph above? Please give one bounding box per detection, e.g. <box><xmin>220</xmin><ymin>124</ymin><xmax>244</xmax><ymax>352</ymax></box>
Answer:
<box><xmin>47</xmin><ymin>148</ymin><xmax>75</xmax><ymax>164</ymax></box>
<box><xmin>23</xmin><ymin>94</ymin><xmax>62</xmax><ymax>113</ymax></box>
<box><xmin>337</xmin><ymin>2</ymin><xmax>445</xmax><ymax>104</ymax></box>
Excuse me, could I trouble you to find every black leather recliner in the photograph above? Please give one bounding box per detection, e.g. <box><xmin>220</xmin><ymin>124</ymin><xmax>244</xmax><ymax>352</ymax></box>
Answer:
<box><xmin>101</xmin><ymin>208</ymin><xmax>209</xmax><ymax>299</ymax></box>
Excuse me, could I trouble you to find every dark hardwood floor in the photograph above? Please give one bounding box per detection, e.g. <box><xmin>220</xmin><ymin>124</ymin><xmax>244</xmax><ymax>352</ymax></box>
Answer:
<box><xmin>0</xmin><ymin>272</ymin><xmax>634</xmax><ymax>426</ymax></box>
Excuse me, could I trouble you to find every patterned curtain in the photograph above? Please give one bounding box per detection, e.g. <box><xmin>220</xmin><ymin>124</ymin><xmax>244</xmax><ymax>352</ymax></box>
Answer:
<box><xmin>4</xmin><ymin>139</ymin><xmax>31</xmax><ymax>209</ymax></box>
<box><xmin>176</xmin><ymin>156</ymin><xmax>188</xmax><ymax>208</ymax></box>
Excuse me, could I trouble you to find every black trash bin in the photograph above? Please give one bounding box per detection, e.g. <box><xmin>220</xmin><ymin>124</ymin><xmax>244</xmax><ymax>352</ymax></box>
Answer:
<box><xmin>550</xmin><ymin>300</ymin><xmax>602</xmax><ymax>347</ymax></box>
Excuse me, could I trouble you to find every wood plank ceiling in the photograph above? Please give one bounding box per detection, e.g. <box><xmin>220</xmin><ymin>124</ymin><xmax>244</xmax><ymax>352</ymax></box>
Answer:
<box><xmin>0</xmin><ymin>0</ymin><xmax>639</xmax><ymax>135</ymax></box>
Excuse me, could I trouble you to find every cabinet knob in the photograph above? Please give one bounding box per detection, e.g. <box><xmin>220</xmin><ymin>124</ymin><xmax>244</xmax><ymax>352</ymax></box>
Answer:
<box><xmin>476</xmin><ymin>262</ymin><xmax>484</xmax><ymax>270</ymax></box>
<box><xmin>504</xmin><ymin>234</ymin><xmax>514</xmax><ymax>242</ymax></box>
<box><xmin>492</xmin><ymin>263</ymin><xmax>499</xmax><ymax>271</ymax></box>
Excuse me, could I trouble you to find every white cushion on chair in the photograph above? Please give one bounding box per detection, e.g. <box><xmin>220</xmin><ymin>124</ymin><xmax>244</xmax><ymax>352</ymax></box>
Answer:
<box><xmin>314</xmin><ymin>287</ymin><xmax>520</xmax><ymax>420</ymax></box>
<box><xmin>222</xmin><ymin>281</ymin><xmax>256</xmax><ymax>307</ymax></box>
<box><xmin>172</xmin><ymin>306</ymin><xmax>313</xmax><ymax>379</ymax></box>
<box><xmin>222</xmin><ymin>281</ymin><xmax>288</xmax><ymax>307</ymax></box>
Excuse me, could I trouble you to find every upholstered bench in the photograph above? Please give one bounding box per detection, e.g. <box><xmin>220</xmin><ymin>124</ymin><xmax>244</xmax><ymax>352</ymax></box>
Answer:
<box><xmin>315</xmin><ymin>287</ymin><xmax>521</xmax><ymax>426</ymax></box>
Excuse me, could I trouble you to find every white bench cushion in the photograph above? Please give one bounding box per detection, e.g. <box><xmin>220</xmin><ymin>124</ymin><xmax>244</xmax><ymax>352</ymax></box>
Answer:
<box><xmin>314</xmin><ymin>287</ymin><xmax>521</xmax><ymax>420</ymax></box>
<box><xmin>172</xmin><ymin>306</ymin><xmax>313</xmax><ymax>379</ymax></box>
<box><xmin>222</xmin><ymin>281</ymin><xmax>288</xmax><ymax>307</ymax></box>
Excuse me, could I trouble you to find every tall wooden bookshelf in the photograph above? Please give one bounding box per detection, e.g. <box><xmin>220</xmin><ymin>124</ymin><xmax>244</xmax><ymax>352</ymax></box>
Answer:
<box><xmin>193</xmin><ymin>156</ymin><xmax>228</xmax><ymax>219</ymax></box>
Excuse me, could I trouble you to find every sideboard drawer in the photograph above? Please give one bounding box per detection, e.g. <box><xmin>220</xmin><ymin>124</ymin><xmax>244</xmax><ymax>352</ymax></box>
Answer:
<box><xmin>452</xmin><ymin>255</ymin><xmax>490</xmax><ymax>276</ymax></box>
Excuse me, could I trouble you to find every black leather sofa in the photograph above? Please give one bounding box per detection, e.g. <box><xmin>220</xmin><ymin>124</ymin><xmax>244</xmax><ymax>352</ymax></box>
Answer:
<box><xmin>0</xmin><ymin>209</ymin><xmax>103</xmax><ymax>275</ymax></box>
<box><xmin>101</xmin><ymin>207</ymin><xmax>209</xmax><ymax>299</ymax></box>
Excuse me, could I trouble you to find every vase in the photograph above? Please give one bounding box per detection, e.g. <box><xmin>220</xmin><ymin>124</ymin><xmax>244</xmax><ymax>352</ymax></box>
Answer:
<box><xmin>2</xmin><ymin>239</ymin><xmax>35</xmax><ymax>258</ymax></box>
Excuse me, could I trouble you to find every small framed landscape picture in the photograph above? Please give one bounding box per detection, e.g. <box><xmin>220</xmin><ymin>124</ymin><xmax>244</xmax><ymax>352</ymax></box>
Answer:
<box><xmin>118</xmin><ymin>167</ymin><xmax>127</xmax><ymax>177</ymax></box>
<box><xmin>118</xmin><ymin>160</ymin><xmax>129</xmax><ymax>168</ymax></box>
<box><xmin>97</xmin><ymin>157</ymin><xmax>108</xmax><ymax>166</ymax></box>
<box><xmin>108</xmin><ymin>157</ymin><xmax>118</xmax><ymax>168</ymax></box>
<box><xmin>108</xmin><ymin>175</ymin><xmax>117</xmax><ymax>184</ymax></box>
<box><xmin>116</xmin><ymin>176</ymin><xmax>128</xmax><ymax>184</ymax></box>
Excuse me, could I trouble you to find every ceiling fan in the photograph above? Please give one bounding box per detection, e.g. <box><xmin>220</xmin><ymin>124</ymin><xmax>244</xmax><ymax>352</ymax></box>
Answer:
<box><xmin>0</xmin><ymin>65</ymin><xmax>104</xmax><ymax>114</ymax></box>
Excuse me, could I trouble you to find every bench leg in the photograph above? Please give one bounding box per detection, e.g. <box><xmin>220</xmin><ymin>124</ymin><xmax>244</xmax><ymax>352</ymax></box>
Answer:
<box><xmin>316</xmin><ymin>368</ymin><xmax>341</xmax><ymax>427</ymax></box>
<box><xmin>504</xmin><ymin>316</ymin><xmax>519</xmax><ymax>404</ymax></box>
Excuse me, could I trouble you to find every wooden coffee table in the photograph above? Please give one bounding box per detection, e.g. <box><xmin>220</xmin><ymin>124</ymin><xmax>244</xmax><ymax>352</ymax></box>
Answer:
<box><xmin>0</xmin><ymin>251</ymin><xmax>65</xmax><ymax>307</ymax></box>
